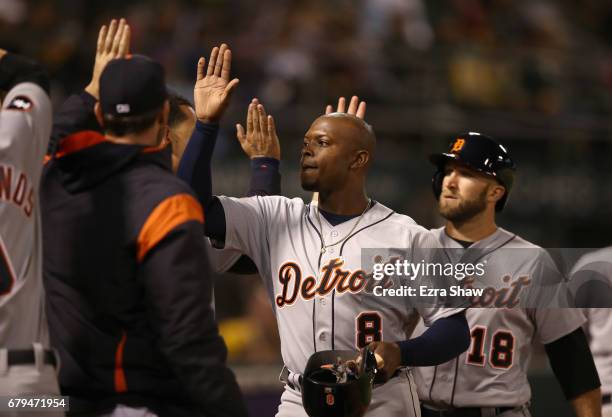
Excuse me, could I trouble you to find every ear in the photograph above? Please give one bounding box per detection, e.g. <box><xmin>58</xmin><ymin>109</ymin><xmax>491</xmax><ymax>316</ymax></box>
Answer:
<box><xmin>160</xmin><ymin>100</ymin><xmax>170</xmax><ymax>125</ymax></box>
<box><xmin>488</xmin><ymin>184</ymin><xmax>506</xmax><ymax>204</ymax></box>
<box><xmin>179</xmin><ymin>103</ymin><xmax>197</xmax><ymax>126</ymax></box>
<box><xmin>350</xmin><ymin>150</ymin><xmax>370</xmax><ymax>170</ymax></box>
<box><xmin>94</xmin><ymin>102</ymin><xmax>104</xmax><ymax>127</ymax></box>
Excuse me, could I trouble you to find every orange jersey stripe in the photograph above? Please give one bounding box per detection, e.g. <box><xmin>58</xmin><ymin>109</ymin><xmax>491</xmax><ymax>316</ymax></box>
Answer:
<box><xmin>114</xmin><ymin>331</ymin><xmax>128</xmax><ymax>393</ymax></box>
<box><xmin>137</xmin><ymin>194</ymin><xmax>204</xmax><ymax>262</ymax></box>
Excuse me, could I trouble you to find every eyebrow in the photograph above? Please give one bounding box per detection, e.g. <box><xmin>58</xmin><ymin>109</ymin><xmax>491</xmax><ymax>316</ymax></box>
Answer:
<box><xmin>305</xmin><ymin>130</ymin><xmax>332</xmax><ymax>139</ymax></box>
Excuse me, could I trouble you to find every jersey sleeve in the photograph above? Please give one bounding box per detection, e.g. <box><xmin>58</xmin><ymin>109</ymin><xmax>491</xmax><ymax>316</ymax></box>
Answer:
<box><xmin>568</xmin><ymin>252</ymin><xmax>612</xmax><ymax>308</ymax></box>
<box><xmin>0</xmin><ymin>82</ymin><xmax>51</xmax><ymax>170</ymax></box>
<box><xmin>418</xmin><ymin>307</ymin><xmax>467</xmax><ymax>327</ymax></box>
<box><xmin>205</xmin><ymin>240</ymin><xmax>244</xmax><ymax>274</ymax></box>
<box><xmin>217</xmin><ymin>195</ymin><xmax>288</xmax><ymax>269</ymax></box>
<box><xmin>409</xmin><ymin>228</ymin><xmax>468</xmax><ymax>326</ymax></box>
<box><xmin>528</xmin><ymin>308</ymin><xmax>586</xmax><ymax>345</ymax></box>
<box><xmin>530</xmin><ymin>249</ymin><xmax>571</xmax><ymax>308</ymax></box>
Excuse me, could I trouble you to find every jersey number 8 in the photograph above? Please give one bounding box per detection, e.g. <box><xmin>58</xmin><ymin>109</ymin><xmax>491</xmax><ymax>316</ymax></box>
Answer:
<box><xmin>355</xmin><ymin>312</ymin><xmax>383</xmax><ymax>348</ymax></box>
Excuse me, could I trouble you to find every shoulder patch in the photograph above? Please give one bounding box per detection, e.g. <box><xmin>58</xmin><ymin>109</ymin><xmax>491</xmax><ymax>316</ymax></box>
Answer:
<box><xmin>7</xmin><ymin>95</ymin><xmax>33</xmax><ymax>111</ymax></box>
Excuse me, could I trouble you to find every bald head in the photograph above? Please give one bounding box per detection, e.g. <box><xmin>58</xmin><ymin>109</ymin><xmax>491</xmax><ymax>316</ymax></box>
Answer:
<box><xmin>301</xmin><ymin>112</ymin><xmax>376</xmax><ymax>192</ymax></box>
<box><xmin>316</xmin><ymin>112</ymin><xmax>376</xmax><ymax>157</ymax></box>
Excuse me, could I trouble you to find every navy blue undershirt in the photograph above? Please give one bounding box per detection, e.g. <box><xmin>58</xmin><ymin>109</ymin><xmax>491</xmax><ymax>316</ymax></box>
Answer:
<box><xmin>318</xmin><ymin>208</ymin><xmax>360</xmax><ymax>226</ymax></box>
<box><xmin>177</xmin><ymin>120</ymin><xmax>471</xmax><ymax>367</ymax></box>
<box><xmin>453</xmin><ymin>238</ymin><xmax>473</xmax><ymax>248</ymax></box>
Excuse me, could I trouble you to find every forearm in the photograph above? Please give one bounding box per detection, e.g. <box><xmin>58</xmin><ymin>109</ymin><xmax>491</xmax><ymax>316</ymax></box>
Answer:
<box><xmin>176</xmin><ymin>121</ymin><xmax>231</xmax><ymax>242</ymax></box>
<box><xmin>397</xmin><ymin>311</ymin><xmax>470</xmax><ymax>366</ymax></box>
<box><xmin>248</xmin><ymin>157</ymin><xmax>281</xmax><ymax>196</ymax></box>
<box><xmin>0</xmin><ymin>52</ymin><xmax>49</xmax><ymax>94</ymax></box>
<box><xmin>571</xmin><ymin>388</ymin><xmax>602</xmax><ymax>417</ymax></box>
<box><xmin>177</xmin><ymin>120</ymin><xmax>218</xmax><ymax>208</ymax></box>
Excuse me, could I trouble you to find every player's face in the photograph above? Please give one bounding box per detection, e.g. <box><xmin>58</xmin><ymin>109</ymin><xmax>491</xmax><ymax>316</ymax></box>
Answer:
<box><xmin>439</xmin><ymin>162</ymin><xmax>499</xmax><ymax>222</ymax></box>
<box><xmin>300</xmin><ymin>117</ymin><xmax>355</xmax><ymax>192</ymax></box>
<box><xmin>170</xmin><ymin>104</ymin><xmax>197</xmax><ymax>173</ymax></box>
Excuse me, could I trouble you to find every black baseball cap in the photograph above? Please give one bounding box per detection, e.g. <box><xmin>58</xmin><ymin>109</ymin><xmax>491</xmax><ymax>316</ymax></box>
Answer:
<box><xmin>99</xmin><ymin>55</ymin><xmax>167</xmax><ymax>117</ymax></box>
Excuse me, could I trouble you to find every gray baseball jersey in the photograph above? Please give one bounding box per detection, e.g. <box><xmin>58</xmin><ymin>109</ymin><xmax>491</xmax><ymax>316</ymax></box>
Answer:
<box><xmin>0</xmin><ymin>82</ymin><xmax>52</xmax><ymax>349</ymax></box>
<box><xmin>413</xmin><ymin>227</ymin><xmax>585</xmax><ymax>408</ymax></box>
<box><xmin>206</xmin><ymin>240</ymin><xmax>243</xmax><ymax>274</ymax></box>
<box><xmin>218</xmin><ymin>196</ymin><xmax>463</xmax><ymax>397</ymax></box>
<box><xmin>570</xmin><ymin>247</ymin><xmax>612</xmax><ymax>398</ymax></box>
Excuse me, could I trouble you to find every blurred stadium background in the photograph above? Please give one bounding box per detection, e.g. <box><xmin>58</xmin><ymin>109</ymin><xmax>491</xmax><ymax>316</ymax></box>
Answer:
<box><xmin>2</xmin><ymin>0</ymin><xmax>610</xmax><ymax>415</ymax></box>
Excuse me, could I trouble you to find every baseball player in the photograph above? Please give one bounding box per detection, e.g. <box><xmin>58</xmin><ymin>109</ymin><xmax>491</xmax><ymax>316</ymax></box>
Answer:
<box><xmin>41</xmin><ymin>21</ymin><xmax>247</xmax><ymax>417</ymax></box>
<box><xmin>178</xmin><ymin>48</ymin><xmax>475</xmax><ymax>417</ymax></box>
<box><xmin>0</xmin><ymin>49</ymin><xmax>63</xmax><ymax>414</ymax></box>
<box><xmin>180</xmin><ymin>96</ymin><xmax>361</xmax><ymax>276</ymax></box>
<box><xmin>570</xmin><ymin>248</ymin><xmax>612</xmax><ymax>417</ymax></box>
<box><xmin>413</xmin><ymin>132</ymin><xmax>602</xmax><ymax>417</ymax></box>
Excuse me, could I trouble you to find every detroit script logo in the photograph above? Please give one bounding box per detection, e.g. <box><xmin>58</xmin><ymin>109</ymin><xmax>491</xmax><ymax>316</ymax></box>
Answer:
<box><xmin>275</xmin><ymin>258</ymin><xmax>368</xmax><ymax>307</ymax></box>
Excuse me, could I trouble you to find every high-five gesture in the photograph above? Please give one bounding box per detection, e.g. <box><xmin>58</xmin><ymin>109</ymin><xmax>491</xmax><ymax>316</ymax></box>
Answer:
<box><xmin>194</xmin><ymin>43</ymin><xmax>239</xmax><ymax>123</ymax></box>
<box><xmin>85</xmin><ymin>18</ymin><xmax>131</xmax><ymax>100</ymax></box>
<box><xmin>236</xmin><ymin>99</ymin><xmax>281</xmax><ymax>160</ymax></box>
<box><xmin>325</xmin><ymin>95</ymin><xmax>367</xmax><ymax>119</ymax></box>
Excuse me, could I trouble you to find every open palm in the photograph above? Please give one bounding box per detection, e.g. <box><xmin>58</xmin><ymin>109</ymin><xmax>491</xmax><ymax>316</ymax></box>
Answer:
<box><xmin>236</xmin><ymin>99</ymin><xmax>281</xmax><ymax>160</ymax></box>
<box><xmin>194</xmin><ymin>43</ymin><xmax>239</xmax><ymax>123</ymax></box>
<box><xmin>85</xmin><ymin>18</ymin><xmax>131</xmax><ymax>100</ymax></box>
<box><xmin>325</xmin><ymin>96</ymin><xmax>366</xmax><ymax>119</ymax></box>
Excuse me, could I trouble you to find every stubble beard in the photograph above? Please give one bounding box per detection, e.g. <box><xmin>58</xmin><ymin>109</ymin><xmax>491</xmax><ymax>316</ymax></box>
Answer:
<box><xmin>300</xmin><ymin>175</ymin><xmax>318</xmax><ymax>192</ymax></box>
<box><xmin>439</xmin><ymin>189</ymin><xmax>488</xmax><ymax>223</ymax></box>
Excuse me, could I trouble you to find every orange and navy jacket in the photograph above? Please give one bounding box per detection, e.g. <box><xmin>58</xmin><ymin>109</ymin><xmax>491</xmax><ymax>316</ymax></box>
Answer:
<box><xmin>41</xmin><ymin>92</ymin><xmax>247</xmax><ymax>417</ymax></box>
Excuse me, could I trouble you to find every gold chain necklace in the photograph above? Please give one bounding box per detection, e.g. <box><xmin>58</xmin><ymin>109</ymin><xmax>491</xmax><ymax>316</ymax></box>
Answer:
<box><xmin>316</xmin><ymin>199</ymin><xmax>372</xmax><ymax>254</ymax></box>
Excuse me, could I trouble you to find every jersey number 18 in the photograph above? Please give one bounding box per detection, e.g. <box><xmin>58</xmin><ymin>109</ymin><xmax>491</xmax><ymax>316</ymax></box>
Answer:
<box><xmin>466</xmin><ymin>326</ymin><xmax>515</xmax><ymax>369</ymax></box>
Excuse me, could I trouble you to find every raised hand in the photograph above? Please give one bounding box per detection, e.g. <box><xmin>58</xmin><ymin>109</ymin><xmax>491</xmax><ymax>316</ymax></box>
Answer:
<box><xmin>194</xmin><ymin>43</ymin><xmax>239</xmax><ymax>123</ymax></box>
<box><xmin>236</xmin><ymin>98</ymin><xmax>281</xmax><ymax>160</ymax></box>
<box><xmin>325</xmin><ymin>95</ymin><xmax>367</xmax><ymax>119</ymax></box>
<box><xmin>85</xmin><ymin>18</ymin><xmax>131</xmax><ymax>100</ymax></box>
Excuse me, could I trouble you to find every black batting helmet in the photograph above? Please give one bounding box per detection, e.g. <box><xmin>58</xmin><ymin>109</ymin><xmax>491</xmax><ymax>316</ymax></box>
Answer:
<box><xmin>301</xmin><ymin>349</ymin><xmax>378</xmax><ymax>417</ymax></box>
<box><xmin>429</xmin><ymin>132</ymin><xmax>516</xmax><ymax>211</ymax></box>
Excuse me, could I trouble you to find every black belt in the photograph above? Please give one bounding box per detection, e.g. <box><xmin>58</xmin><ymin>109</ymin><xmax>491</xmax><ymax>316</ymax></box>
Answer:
<box><xmin>603</xmin><ymin>393</ymin><xmax>611</xmax><ymax>405</ymax></box>
<box><xmin>421</xmin><ymin>405</ymin><xmax>516</xmax><ymax>417</ymax></box>
<box><xmin>7</xmin><ymin>349</ymin><xmax>57</xmax><ymax>368</ymax></box>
